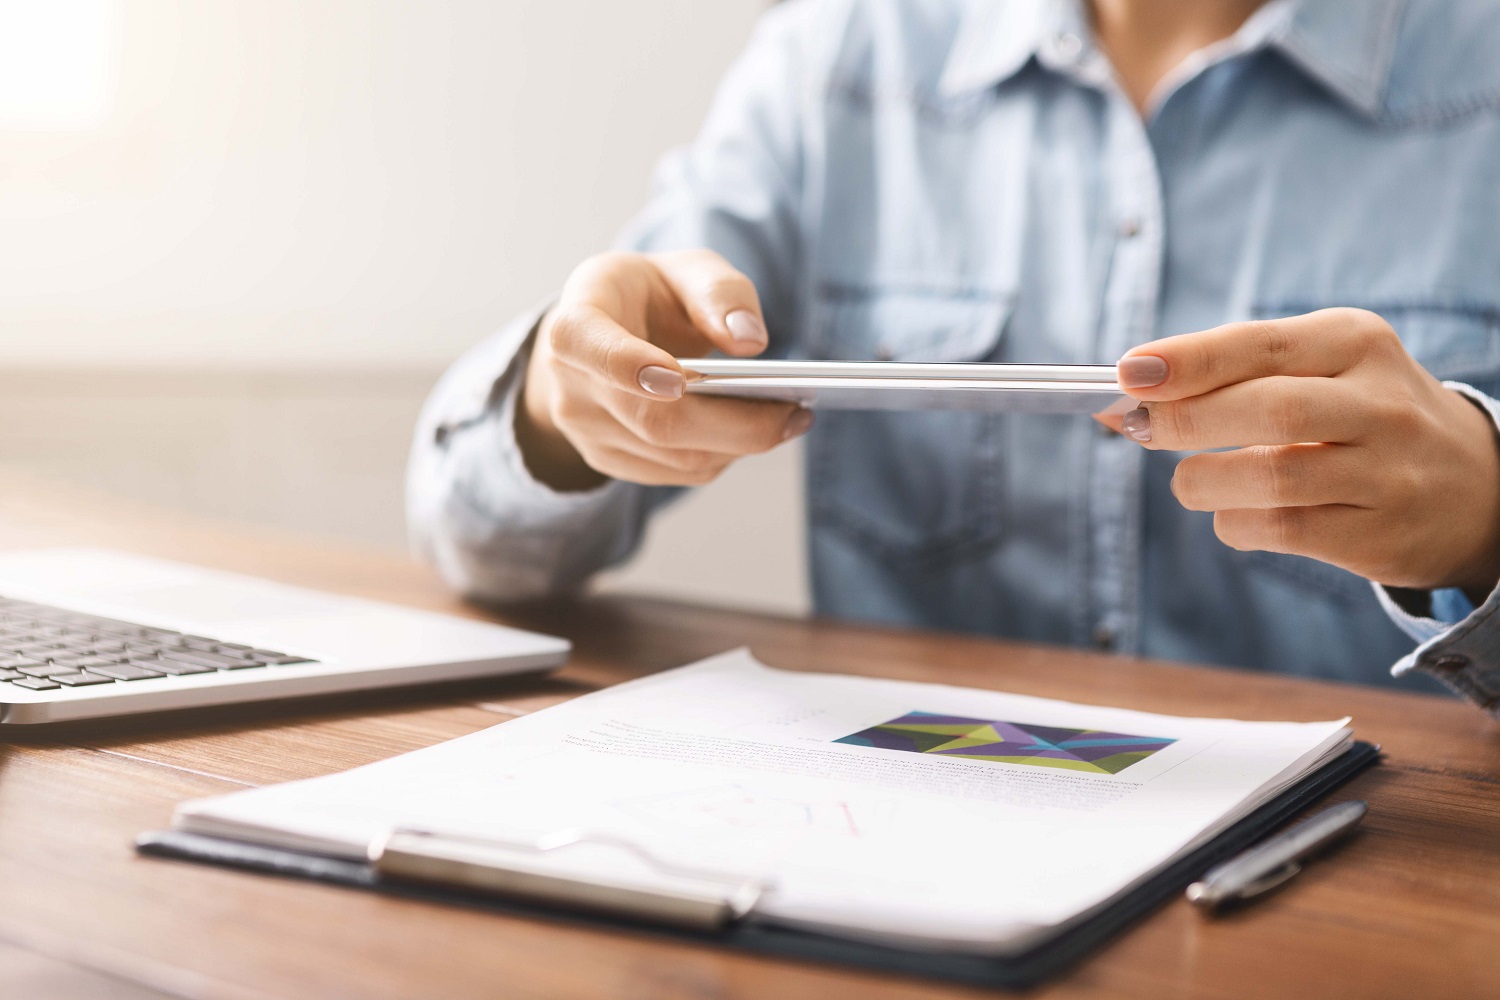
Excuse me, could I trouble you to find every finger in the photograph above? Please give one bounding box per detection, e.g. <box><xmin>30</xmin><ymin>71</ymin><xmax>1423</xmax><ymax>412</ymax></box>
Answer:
<box><xmin>1213</xmin><ymin>504</ymin><xmax>1369</xmax><ymax>564</ymax></box>
<box><xmin>1172</xmin><ymin>443</ymin><xmax>1371</xmax><ymax>512</ymax></box>
<box><xmin>649</xmin><ymin>249</ymin><xmax>769</xmax><ymax>356</ymax></box>
<box><xmin>602</xmin><ymin>391</ymin><xmax>810</xmax><ymax>455</ymax></box>
<box><xmin>547</xmin><ymin>304</ymin><xmax>688</xmax><ymax>400</ymax></box>
<box><xmin>1126</xmin><ymin>375</ymin><xmax>1365</xmax><ymax>451</ymax></box>
<box><xmin>1118</xmin><ymin>308</ymin><xmax>1395</xmax><ymax>402</ymax></box>
<box><xmin>581</xmin><ymin>441</ymin><xmax>731</xmax><ymax>488</ymax></box>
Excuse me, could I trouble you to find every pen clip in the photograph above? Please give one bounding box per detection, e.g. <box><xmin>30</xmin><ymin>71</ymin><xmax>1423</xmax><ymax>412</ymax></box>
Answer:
<box><xmin>1236</xmin><ymin>861</ymin><xmax>1302</xmax><ymax>900</ymax></box>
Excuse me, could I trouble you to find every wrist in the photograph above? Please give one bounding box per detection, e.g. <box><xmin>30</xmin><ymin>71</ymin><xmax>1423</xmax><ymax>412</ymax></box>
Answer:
<box><xmin>514</xmin><ymin>311</ymin><xmax>608</xmax><ymax>492</ymax></box>
<box><xmin>1445</xmin><ymin>388</ymin><xmax>1500</xmax><ymax>598</ymax></box>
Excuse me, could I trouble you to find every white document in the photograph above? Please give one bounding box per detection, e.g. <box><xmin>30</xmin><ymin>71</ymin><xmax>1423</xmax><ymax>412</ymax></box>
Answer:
<box><xmin>173</xmin><ymin>650</ymin><xmax>1351</xmax><ymax>954</ymax></box>
<box><xmin>679</xmin><ymin>359</ymin><xmax>1131</xmax><ymax>414</ymax></box>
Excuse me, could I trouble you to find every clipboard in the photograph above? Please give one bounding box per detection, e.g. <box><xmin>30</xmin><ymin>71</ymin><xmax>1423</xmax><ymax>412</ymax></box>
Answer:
<box><xmin>135</xmin><ymin>740</ymin><xmax>1379</xmax><ymax>991</ymax></box>
<box><xmin>679</xmin><ymin>359</ymin><xmax>1131</xmax><ymax>414</ymax></box>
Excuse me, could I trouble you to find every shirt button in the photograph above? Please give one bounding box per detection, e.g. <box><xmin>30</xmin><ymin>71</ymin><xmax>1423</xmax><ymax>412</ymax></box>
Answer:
<box><xmin>1118</xmin><ymin>216</ymin><xmax>1142</xmax><ymax>238</ymax></box>
<box><xmin>1054</xmin><ymin>32</ymin><xmax>1083</xmax><ymax>60</ymax></box>
<box><xmin>1092</xmin><ymin>624</ymin><xmax>1116</xmax><ymax>650</ymax></box>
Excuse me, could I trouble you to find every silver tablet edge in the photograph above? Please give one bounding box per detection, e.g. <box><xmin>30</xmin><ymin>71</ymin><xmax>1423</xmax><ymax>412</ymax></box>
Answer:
<box><xmin>679</xmin><ymin>359</ymin><xmax>1119</xmax><ymax>383</ymax></box>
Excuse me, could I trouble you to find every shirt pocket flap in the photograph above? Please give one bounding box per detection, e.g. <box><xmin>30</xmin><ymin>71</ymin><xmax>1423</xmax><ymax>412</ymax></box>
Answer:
<box><xmin>814</xmin><ymin>286</ymin><xmax>1015</xmax><ymax>363</ymax></box>
<box><xmin>1380</xmin><ymin>306</ymin><xmax>1500</xmax><ymax>384</ymax></box>
<box><xmin>1253</xmin><ymin>302</ymin><xmax>1500</xmax><ymax>384</ymax></box>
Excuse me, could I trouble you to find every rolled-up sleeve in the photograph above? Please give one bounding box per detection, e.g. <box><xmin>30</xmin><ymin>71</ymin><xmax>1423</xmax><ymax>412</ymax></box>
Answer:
<box><xmin>406</xmin><ymin>1</ymin><xmax>820</xmax><ymax>603</ymax></box>
<box><xmin>1376</xmin><ymin>381</ymin><xmax>1500</xmax><ymax>717</ymax></box>
<box><xmin>406</xmin><ymin>303</ymin><xmax>673</xmax><ymax>601</ymax></box>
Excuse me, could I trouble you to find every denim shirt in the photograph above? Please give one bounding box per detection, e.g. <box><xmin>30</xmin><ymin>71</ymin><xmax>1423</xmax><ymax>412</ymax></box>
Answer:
<box><xmin>409</xmin><ymin>0</ymin><xmax>1500</xmax><ymax>713</ymax></box>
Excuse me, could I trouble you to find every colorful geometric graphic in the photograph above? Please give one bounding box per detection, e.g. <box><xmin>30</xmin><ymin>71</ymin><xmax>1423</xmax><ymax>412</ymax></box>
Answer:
<box><xmin>834</xmin><ymin>712</ymin><xmax>1175</xmax><ymax>775</ymax></box>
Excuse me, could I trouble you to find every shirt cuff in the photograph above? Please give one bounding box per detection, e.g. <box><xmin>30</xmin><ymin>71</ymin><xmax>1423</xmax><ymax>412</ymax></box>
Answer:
<box><xmin>410</xmin><ymin>303</ymin><xmax>650</xmax><ymax>599</ymax></box>
<box><xmin>450</xmin><ymin>342</ymin><xmax>629</xmax><ymax>529</ymax></box>
<box><xmin>437</xmin><ymin>325</ymin><xmax>642</xmax><ymax>589</ymax></box>
<box><xmin>1374</xmin><ymin>381</ymin><xmax>1500</xmax><ymax>716</ymax></box>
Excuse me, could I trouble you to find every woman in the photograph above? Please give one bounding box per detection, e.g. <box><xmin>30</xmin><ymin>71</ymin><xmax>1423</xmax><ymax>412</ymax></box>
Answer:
<box><xmin>409</xmin><ymin>0</ymin><xmax>1500</xmax><ymax>713</ymax></box>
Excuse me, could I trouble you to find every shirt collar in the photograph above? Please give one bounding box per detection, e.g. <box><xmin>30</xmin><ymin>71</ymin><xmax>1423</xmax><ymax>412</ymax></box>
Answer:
<box><xmin>1275</xmin><ymin>0</ymin><xmax>1405</xmax><ymax>118</ymax></box>
<box><xmin>937</xmin><ymin>0</ymin><xmax>1406</xmax><ymax>120</ymax></box>
<box><xmin>936</xmin><ymin>0</ymin><xmax>1067</xmax><ymax>99</ymax></box>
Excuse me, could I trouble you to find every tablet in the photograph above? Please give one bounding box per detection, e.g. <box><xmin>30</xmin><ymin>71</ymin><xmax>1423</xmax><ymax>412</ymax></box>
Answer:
<box><xmin>679</xmin><ymin>359</ymin><xmax>1130</xmax><ymax>414</ymax></box>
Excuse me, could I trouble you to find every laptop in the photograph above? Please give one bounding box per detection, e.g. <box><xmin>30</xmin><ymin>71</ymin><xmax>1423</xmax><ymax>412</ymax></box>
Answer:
<box><xmin>0</xmin><ymin>548</ymin><xmax>569</xmax><ymax>725</ymax></box>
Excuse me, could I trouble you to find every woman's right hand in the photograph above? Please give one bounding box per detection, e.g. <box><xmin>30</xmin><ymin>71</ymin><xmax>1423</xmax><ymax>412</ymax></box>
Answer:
<box><xmin>516</xmin><ymin>250</ymin><xmax>812</xmax><ymax>491</ymax></box>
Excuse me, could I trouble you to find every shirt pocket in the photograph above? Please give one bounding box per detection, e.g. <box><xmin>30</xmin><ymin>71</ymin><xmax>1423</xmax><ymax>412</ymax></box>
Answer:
<box><xmin>806</xmin><ymin>285</ymin><xmax>1014</xmax><ymax>566</ymax></box>
<box><xmin>811</xmin><ymin>282</ymin><xmax>1015</xmax><ymax>362</ymax></box>
<box><xmin>1243</xmin><ymin>301</ymin><xmax>1500</xmax><ymax>599</ymax></box>
<box><xmin>1380</xmin><ymin>303</ymin><xmax>1500</xmax><ymax>393</ymax></box>
<box><xmin>1252</xmin><ymin>301</ymin><xmax>1500</xmax><ymax>386</ymax></box>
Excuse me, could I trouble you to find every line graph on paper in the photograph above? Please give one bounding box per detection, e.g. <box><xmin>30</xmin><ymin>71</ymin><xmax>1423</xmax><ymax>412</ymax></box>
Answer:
<box><xmin>611</xmin><ymin>783</ymin><xmax>893</xmax><ymax>839</ymax></box>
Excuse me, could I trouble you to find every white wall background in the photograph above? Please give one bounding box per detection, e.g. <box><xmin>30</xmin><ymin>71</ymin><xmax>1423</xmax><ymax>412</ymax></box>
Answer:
<box><xmin>0</xmin><ymin>0</ymin><xmax>809</xmax><ymax>615</ymax></box>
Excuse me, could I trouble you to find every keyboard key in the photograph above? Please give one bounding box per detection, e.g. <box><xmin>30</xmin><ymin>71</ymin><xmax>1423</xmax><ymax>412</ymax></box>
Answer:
<box><xmin>64</xmin><ymin>656</ymin><xmax>126</xmax><ymax>670</ymax></box>
<box><xmin>247</xmin><ymin>650</ymin><xmax>314</xmax><ymax>665</ymax></box>
<box><xmin>18</xmin><ymin>663</ymin><xmax>83</xmax><ymax>677</ymax></box>
<box><xmin>51</xmin><ymin>671</ymin><xmax>118</xmax><ymax>687</ymax></box>
<box><xmin>48</xmin><ymin>656</ymin><xmax>121</xmax><ymax>670</ymax></box>
<box><xmin>90</xmin><ymin>663</ymin><xmax>165</xmax><ymax>681</ymax></box>
<box><xmin>216</xmin><ymin>642</ymin><xmax>254</xmax><ymax>651</ymax></box>
<box><xmin>90</xmin><ymin>621</ymin><xmax>147</xmax><ymax>637</ymax></box>
<box><xmin>0</xmin><ymin>669</ymin><xmax>23</xmax><ymax>681</ymax></box>
<box><xmin>73</xmin><ymin>640</ymin><xmax>127</xmax><ymax>654</ymax></box>
<box><xmin>9</xmin><ymin>676</ymin><xmax>61</xmax><ymax>690</ymax></box>
<box><xmin>131</xmin><ymin>657</ymin><xmax>213</xmax><ymax>676</ymax></box>
<box><xmin>46</xmin><ymin>652</ymin><xmax>100</xmax><ymax>665</ymax></box>
<box><xmin>160</xmin><ymin>649</ymin><xmax>265</xmax><ymax>670</ymax></box>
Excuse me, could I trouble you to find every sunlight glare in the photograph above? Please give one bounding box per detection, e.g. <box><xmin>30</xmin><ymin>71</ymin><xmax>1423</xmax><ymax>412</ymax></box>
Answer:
<box><xmin>0</xmin><ymin>0</ymin><xmax>120</xmax><ymax>128</ymax></box>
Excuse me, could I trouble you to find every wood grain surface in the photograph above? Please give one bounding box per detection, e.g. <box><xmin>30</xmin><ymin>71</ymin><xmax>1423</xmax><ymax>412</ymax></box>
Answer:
<box><xmin>0</xmin><ymin>470</ymin><xmax>1496</xmax><ymax>1000</ymax></box>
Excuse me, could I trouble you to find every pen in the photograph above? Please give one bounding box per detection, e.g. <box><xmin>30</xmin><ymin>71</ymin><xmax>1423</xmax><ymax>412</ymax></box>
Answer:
<box><xmin>1186</xmin><ymin>800</ymin><xmax>1367</xmax><ymax>912</ymax></box>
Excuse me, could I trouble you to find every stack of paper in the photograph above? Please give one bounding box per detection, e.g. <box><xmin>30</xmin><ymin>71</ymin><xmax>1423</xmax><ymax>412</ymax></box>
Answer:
<box><xmin>170</xmin><ymin>650</ymin><xmax>1352</xmax><ymax>954</ymax></box>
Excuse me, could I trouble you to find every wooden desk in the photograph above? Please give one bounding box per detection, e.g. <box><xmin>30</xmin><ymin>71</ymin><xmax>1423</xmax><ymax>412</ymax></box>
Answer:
<box><xmin>1</xmin><ymin>474</ymin><xmax>1496</xmax><ymax>999</ymax></box>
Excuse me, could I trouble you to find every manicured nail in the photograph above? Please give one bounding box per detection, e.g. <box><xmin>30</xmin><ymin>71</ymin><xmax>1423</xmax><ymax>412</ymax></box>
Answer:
<box><xmin>637</xmin><ymin>365</ymin><xmax>685</xmax><ymax>399</ymax></box>
<box><xmin>1121</xmin><ymin>407</ymin><xmax>1152</xmax><ymax>442</ymax></box>
<box><xmin>725</xmin><ymin>309</ymin><xmax>767</xmax><ymax>346</ymax></box>
<box><xmin>1118</xmin><ymin>355</ymin><xmax>1169</xmax><ymax>389</ymax></box>
<box><xmin>783</xmin><ymin>407</ymin><xmax>815</xmax><ymax>441</ymax></box>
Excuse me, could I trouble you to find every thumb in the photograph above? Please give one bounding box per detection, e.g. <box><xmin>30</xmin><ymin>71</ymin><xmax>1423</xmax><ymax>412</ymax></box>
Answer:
<box><xmin>649</xmin><ymin>249</ymin><xmax>769</xmax><ymax>357</ymax></box>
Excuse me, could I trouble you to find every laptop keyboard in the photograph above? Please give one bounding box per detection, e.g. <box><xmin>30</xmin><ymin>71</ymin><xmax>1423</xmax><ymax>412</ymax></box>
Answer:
<box><xmin>0</xmin><ymin>595</ymin><xmax>315</xmax><ymax>693</ymax></box>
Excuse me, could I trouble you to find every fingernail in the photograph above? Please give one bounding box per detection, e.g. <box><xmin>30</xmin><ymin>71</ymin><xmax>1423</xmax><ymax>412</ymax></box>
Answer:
<box><xmin>725</xmin><ymin>309</ymin><xmax>767</xmax><ymax>346</ymax></box>
<box><xmin>783</xmin><ymin>407</ymin><xmax>815</xmax><ymax>441</ymax></box>
<box><xmin>1119</xmin><ymin>355</ymin><xmax>1169</xmax><ymax>389</ymax></box>
<box><xmin>1121</xmin><ymin>407</ymin><xmax>1152</xmax><ymax>442</ymax></box>
<box><xmin>638</xmin><ymin>365</ymin><xmax>685</xmax><ymax>399</ymax></box>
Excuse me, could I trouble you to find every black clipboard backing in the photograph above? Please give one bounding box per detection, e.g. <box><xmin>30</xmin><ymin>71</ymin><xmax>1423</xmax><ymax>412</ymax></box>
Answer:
<box><xmin>136</xmin><ymin>740</ymin><xmax>1378</xmax><ymax>991</ymax></box>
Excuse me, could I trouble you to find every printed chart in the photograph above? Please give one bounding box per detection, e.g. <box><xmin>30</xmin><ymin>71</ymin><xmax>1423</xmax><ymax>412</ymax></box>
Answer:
<box><xmin>835</xmin><ymin>712</ymin><xmax>1175</xmax><ymax>774</ymax></box>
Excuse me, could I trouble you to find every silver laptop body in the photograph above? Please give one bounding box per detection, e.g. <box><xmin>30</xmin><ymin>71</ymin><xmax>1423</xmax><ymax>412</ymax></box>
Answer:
<box><xmin>0</xmin><ymin>548</ymin><xmax>568</xmax><ymax>725</ymax></box>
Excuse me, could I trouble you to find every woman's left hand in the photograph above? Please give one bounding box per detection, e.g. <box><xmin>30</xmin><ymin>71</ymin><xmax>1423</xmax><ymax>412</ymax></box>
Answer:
<box><xmin>1106</xmin><ymin>308</ymin><xmax>1500</xmax><ymax>599</ymax></box>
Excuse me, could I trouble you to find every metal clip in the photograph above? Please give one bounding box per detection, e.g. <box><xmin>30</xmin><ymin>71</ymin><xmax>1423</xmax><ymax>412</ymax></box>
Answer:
<box><xmin>369</xmin><ymin>826</ymin><xmax>766</xmax><ymax>931</ymax></box>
